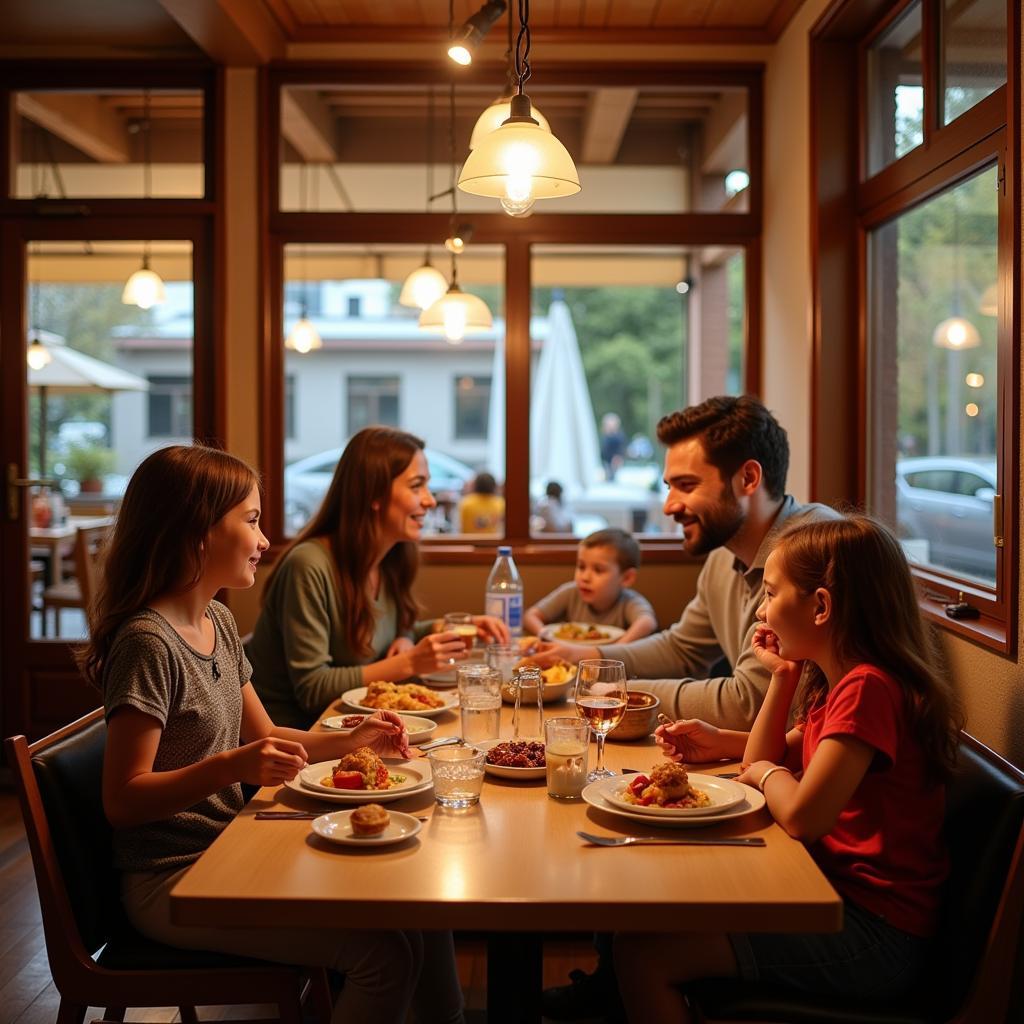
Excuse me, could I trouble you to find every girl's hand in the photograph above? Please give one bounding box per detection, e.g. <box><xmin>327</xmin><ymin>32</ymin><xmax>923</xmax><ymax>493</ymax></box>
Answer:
<box><xmin>386</xmin><ymin>636</ymin><xmax>414</xmax><ymax>658</ymax></box>
<box><xmin>736</xmin><ymin>759</ymin><xmax>778</xmax><ymax>789</ymax></box>
<box><xmin>472</xmin><ymin>615</ymin><xmax>510</xmax><ymax>644</ymax></box>
<box><xmin>404</xmin><ymin>631</ymin><xmax>467</xmax><ymax>675</ymax></box>
<box><xmin>752</xmin><ymin>624</ymin><xmax>803</xmax><ymax>681</ymax></box>
<box><xmin>232</xmin><ymin>737</ymin><xmax>308</xmax><ymax>787</ymax></box>
<box><xmin>654</xmin><ymin>719</ymin><xmax>725</xmax><ymax>764</ymax></box>
<box><xmin>350</xmin><ymin>710</ymin><xmax>412</xmax><ymax>760</ymax></box>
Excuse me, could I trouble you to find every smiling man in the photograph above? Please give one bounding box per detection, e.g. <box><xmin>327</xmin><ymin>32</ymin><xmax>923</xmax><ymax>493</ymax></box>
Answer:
<box><xmin>545</xmin><ymin>395</ymin><xmax>838</xmax><ymax>728</ymax></box>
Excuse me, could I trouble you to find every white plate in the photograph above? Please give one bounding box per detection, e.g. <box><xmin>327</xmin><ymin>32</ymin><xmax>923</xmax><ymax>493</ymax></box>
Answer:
<box><xmin>420</xmin><ymin>650</ymin><xmax>488</xmax><ymax>686</ymax></box>
<box><xmin>582</xmin><ymin>776</ymin><xmax>765</xmax><ymax>829</ymax></box>
<box><xmin>311</xmin><ymin>809</ymin><xmax>422</xmax><ymax>847</ymax></box>
<box><xmin>602</xmin><ymin>772</ymin><xmax>746</xmax><ymax>817</ymax></box>
<box><xmin>321</xmin><ymin>713</ymin><xmax>439</xmax><ymax>744</ymax></box>
<box><xmin>288</xmin><ymin>759</ymin><xmax>432</xmax><ymax>803</ymax></box>
<box><xmin>475</xmin><ymin>739</ymin><xmax>547</xmax><ymax>780</ymax></box>
<box><xmin>540</xmin><ymin>623</ymin><xmax>625</xmax><ymax>645</ymax></box>
<box><xmin>341</xmin><ymin>686</ymin><xmax>459</xmax><ymax>718</ymax></box>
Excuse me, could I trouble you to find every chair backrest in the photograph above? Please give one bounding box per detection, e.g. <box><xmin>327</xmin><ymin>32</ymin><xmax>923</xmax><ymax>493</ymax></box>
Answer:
<box><xmin>928</xmin><ymin>732</ymin><xmax>1024</xmax><ymax>1021</ymax></box>
<box><xmin>5</xmin><ymin>710</ymin><xmax>124</xmax><ymax>976</ymax></box>
<box><xmin>73</xmin><ymin>525</ymin><xmax>109</xmax><ymax>610</ymax></box>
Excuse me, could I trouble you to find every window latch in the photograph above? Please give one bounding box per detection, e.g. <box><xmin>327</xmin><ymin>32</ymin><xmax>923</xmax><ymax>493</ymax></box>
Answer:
<box><xmin>993</xmin><ymin>493</ymin><xmax>1004</xmax><ymax>548</ymax></box>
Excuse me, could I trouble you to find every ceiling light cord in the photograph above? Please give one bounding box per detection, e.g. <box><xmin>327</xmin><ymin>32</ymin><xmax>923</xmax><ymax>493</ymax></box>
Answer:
<box><xmin>514</xmin><ymin>0</ymin><xmax>532</xmax><ymax>96</ymax></box>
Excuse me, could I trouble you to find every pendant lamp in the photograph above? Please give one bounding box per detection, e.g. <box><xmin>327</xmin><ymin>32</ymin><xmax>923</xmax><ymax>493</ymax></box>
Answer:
<box><xmin>932</xmin><ymin>188</ymin><xmax>979</xmax><ymax>351</ymax></box>
<box><xmin>459</xmin><ymin>0</ymin><xmax>579</xmax><ymax>210</ymax></box>
<box><xmin>122</xmin><ymin>91</ymin><xmax>166</xmax><ymax>310</ymax></box>
<box><xmin>26</xmin><ymin>246</ymin><xmax>53</xmax><ymax>369</ymax></box>
<box><xmin>285</xmin><ymin>165</ymin><xmax>323</xmax><ymax>353</ymax></box>
<box><xmin>447</xmin><ymin>0</ymin><xmax>506</xmax><ymax>66</ymax></box>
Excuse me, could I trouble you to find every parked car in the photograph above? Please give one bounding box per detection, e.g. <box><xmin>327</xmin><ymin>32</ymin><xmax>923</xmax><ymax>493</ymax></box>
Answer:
<box><xmin>895</xmin><ymin>456</ymin><xmax>997</xmax><ymax>581</ymax></box>
<box><xmin>284</xmin><ymin>444</ymin><xmax>476</xmax><ymax>534</ymax></box>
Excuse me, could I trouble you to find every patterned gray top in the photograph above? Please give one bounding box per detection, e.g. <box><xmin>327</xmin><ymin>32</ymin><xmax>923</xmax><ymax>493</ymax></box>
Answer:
<box><xmin>532</xmin><ymin>583</ymin><xmax>655</xmax><ymax>631</ymax></box>
<box><xmin>102</xmin><ymin>601</ymin><xmax>250</xmax><ymax>872</ymax></box>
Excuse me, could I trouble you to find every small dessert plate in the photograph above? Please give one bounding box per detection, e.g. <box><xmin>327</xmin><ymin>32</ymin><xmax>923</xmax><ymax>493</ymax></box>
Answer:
<box><xmin>311</xmin><ymin>809</ymin><xmax>422</xmax><ymax>847</ymax></box>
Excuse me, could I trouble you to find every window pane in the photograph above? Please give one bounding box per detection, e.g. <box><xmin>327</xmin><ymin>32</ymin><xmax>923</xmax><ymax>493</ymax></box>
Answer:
<box><xmin>865</xmin><ymin>2</ymin><xmax>924</xmax><ymax>177</ymax></box>
<box><xmin>26</xmin><ymin>240</ymin><xmax>194</xmax><ymax>640</ymax></box>
<box><xmin>282</xmin><ymin>242</ymin><xmax>505</xmax><ymax>537</ymax></box>
<box><xmin>13</xmin><ymin>89</ymin><xmax>205</xmax><ymax>199</ymax></box>
<box><xmin>528</xmin><ymin>245</ymin><xmax>745</xmax><ymax>537</ymax></box>
<box><xmin>867</xmin><ymin>166</ymin><xmax>998</xmax><ymax>585</ymax></box>
<box><xmin>279</xmin><ymin>83</ymin><xmax>750</xmax><ymax>215</ymax></box>
<box><xmin>942</xmin><ymin>0</ymin><xmax>1006</xmax><ymax>125</ymax></box>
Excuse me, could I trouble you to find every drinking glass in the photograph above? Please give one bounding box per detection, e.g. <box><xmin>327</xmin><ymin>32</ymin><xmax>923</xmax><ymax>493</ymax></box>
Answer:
<box><xmin>457</xmin><ymin>663</ymin><xmax>502</xmax><ymax>743</ymax></box>
<box><xmin>444</xmin><ymin>612</ymin><xmax>477</xmax><ymax>652</ymax></box>
<box><xmin>486</xmin><ymin>643</ymin><xmax>519</xmax><ymax>683</ymax></box>
<box><xmin>512</xmin><ymin>665</ymin><xmax>545</xmax><ymax>740</ymax></box>
<box><xmin>544</xmin><ymin>716</ymin><xmax>590</xmax><ymax>800</ymax></box>
<box><xmin>572</xmin><ymin>659</ymin><xmax>627</xmax><ymax>781</ymax></box>
<box><xmin>428</xmin><ymin>746</ymin><xmax>487</xmax><ymax>808</ymax></box>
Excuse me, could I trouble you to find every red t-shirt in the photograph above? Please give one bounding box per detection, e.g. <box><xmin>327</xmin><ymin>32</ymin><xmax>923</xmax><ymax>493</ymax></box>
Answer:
<box><xmin>801</xmin><ymin>664</ymin><xmax>947</xmax><ymax>937</ymax></box>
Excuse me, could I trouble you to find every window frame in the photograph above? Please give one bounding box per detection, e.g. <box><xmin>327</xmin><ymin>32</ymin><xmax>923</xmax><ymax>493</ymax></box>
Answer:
<box><xmin>261</xmin><ymin>63</ymin><xmax>765</xmax><ymax>557</ymax></box>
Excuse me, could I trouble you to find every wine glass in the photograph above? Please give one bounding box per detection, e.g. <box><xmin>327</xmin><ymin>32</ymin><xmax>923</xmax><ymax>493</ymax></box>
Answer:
<box><xmin>572</xmin><ymin>659</ymin><xmax>627</xmax><ymax>782</ymax></box>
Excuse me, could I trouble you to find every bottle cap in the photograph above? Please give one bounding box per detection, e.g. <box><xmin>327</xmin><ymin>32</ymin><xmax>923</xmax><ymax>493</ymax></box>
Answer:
<box><xmin>498</xmin><ymin>546</ymin><xmax>511</xmax><ymax>555</ymax></box>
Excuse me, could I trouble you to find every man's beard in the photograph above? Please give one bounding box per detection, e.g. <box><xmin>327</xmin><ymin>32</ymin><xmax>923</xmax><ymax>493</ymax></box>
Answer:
<box><xmin>679</xmin><ymin>486</ymin><xmax>744</xmax><ymax>556</ymax></box>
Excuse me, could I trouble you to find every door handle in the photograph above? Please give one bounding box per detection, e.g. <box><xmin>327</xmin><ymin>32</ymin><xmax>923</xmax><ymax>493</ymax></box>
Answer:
<box><xmin>6</xmin><ymin>463</ymin><xmax>58</xmax><ymax>521</ymax></box>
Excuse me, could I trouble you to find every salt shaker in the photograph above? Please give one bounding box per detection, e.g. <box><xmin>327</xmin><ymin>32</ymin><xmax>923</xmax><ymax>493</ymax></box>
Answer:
<box><xmin>512</xmin><ymin>665</ymin><xmax>545</xmax><ymax>741</ymax></box>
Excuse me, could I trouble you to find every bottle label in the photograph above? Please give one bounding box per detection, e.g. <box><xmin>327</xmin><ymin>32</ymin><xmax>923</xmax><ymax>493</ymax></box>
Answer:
<box><xmin>486</xmin><ymin>593</ymin><xmax>523</xmax><ymax>635</ymax></box>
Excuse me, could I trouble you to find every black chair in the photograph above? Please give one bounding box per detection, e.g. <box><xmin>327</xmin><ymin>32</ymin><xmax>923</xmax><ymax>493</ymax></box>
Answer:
<box><xmin>687</xmin><ymin>732</ymin><xmax>1024</xmax><ymax>1024</ymax></box>
<box><xmin>5</xmin><ymin>709</ymin><xmax>332</xmax><ymax>1024</ymax></box>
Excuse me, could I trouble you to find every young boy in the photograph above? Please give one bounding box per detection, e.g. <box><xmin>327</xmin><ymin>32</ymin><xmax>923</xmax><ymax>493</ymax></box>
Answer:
<box><xmin>523</xmin><ymin>528</ymin><xmax>657</xmax><ymax>642</ymax></box>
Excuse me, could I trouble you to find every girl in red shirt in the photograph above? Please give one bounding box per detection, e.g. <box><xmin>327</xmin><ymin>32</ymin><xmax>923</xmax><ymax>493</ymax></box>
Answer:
<box><xmin>619</xmin><ymin>514</ymin><xmax>961</xmax><ymax>1023</ymax></box>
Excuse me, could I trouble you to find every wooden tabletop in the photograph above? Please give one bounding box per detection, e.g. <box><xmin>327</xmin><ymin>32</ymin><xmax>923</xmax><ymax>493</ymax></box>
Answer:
<box><xmin>171</xmin><ymin>695</ymin><xmax>841</xmax><ymax>934</ymax></box>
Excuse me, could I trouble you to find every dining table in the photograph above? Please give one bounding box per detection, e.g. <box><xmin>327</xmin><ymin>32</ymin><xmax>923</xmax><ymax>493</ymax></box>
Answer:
<box><xmin>29</xmin><ymin>514</ymin><xmax>116</xmax><ymax>586</ymax></box>
<box><xmin>171</xmin><ymin>688</ymin><xmax>842</xmax><ymax>1022</ymax></box>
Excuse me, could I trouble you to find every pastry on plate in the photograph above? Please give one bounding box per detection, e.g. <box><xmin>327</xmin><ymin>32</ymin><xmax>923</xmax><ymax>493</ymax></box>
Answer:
<box><xmin>350</xmin><ymin>803</ymin><xmax>390</xmax><ymax>836</ymax></box>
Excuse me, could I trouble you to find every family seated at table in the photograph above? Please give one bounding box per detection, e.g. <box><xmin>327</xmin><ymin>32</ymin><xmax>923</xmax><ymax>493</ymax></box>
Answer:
<box><xmin>80</xmin><ymin>394</ymin><xmax>960</xmax><ymax>1024</ymax></box>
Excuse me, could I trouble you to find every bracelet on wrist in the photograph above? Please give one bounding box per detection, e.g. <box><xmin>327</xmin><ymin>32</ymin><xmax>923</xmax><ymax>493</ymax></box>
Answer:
<box><xmin>757</xmin><ymin>765</ymin><xmax>793</xmax><ymax>792</ymax></box>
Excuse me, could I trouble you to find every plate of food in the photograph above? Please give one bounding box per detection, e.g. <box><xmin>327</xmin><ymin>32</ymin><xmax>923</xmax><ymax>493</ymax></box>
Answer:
<box><xmin>500</xmin><ymin>660</ymin><xmax>576</xmax><ymax>704</ymax></box>
<box><xmin>311</xmin><ymin>806</ymin><xmax>422</xmax><ymax>847</ymax></box>
<box><xmin>341</xmin><ymin>682</ymin><xmax>458</xmax><ymax>717</ymax></box>
<box><xmin>582</xmin><ymin>773</ymin><xmax>764</xmax><ymax>828</ymax></box>
<box><xmin>540</xmin><ymin>623</ymin><xmax>625</xmax><ymax>644</ymax></box>
<box><xmin>475</xmin><ymin>739</ymin><xmax>547</xmax><ymax>780</ymax></box>
<box><xmin>320</xmin><ymin>713</ymin><xmax>439</xmax><ymax>744</ymax></box>
<box><xmin>601</xmin><ymin>765</ymin><xmax>747</xmax><ymax>817</ymax></box>
<box><xmin>287</xmin><ymin>749</ymin><xmax>432</xmax><ymax>803</ymax></box>
<box><xmin>420</xmin><ymin>650</ymin><xmax>487</xmax><ymax>687</ymax></box>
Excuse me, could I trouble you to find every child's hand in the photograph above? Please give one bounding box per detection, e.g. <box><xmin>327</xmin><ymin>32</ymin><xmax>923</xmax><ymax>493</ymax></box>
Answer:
<box><xmin>472</xmin><ymin>614</ymin><xmax>510</xmax><ymax>644</ymax></box>
<box><xmin>233</xmin><ymin>737</ymin><xmax>308</xmax><ymax>786</ymax></box>
<box><xmin>654</xmin><ymin>719</ymin><xmax>725</xmax><ymax>764</ymax></box>
<box><xmin>752</xmin><ymin>624</ymin><xmax>803</xmax><ymax>681</ymax></box>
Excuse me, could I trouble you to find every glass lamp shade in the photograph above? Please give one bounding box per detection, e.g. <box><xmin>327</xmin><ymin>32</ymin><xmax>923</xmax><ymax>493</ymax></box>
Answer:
<box><xmin>932</xmin><ymin>316</ymin><xmax>981</xmax><ymax>350</ymax></box>
<box><xmin>419</xmin><ymin>285</ymin><xmax>493</xmax><ymax>344</ymax></box>
<box><xmin>285</xmin><ymin>317</ymin><xmax>323</xmax><ymax>354</ymax></box>
<box><xmin>399</xmin><ymin>263</ymin><xmax>448</xmax><ymax>310</ymax></box>
<box><xmin>978</xmin><ymin>283</ymin><xmax>998</xmax><ymax>317</ymax></box>
<box><xmin>26</xmin><ymin>336</ymin><xmax>52</xmax><ymax>370</ymax></box>
<box><xmin>459</xmin><ymin>117</ymin><xmax>580</xmax><ymax>202</ymax></box>
<box><xmin>469</xmin><ymin>95</ymin><xmax>550</xmax><ymax>150</ymax></box>
<box><xmin>121</xmin><ymin>266</ymin><xmax>166</xmax><ymax>310</ymax></box>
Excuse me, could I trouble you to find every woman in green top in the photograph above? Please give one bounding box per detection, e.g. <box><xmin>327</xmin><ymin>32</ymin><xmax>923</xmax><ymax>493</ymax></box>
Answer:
<box><xmin>248</xmin><ymin>426</ymin><xmax>509</xmax><ymax>728</ymax></box>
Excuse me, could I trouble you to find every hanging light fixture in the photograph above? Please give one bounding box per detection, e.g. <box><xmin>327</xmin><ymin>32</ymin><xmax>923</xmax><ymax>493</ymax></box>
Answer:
<box><xmin>468</xmin><ymin>0</ymin><xmax>550</xmax><ymax>159</ymax></box>
<box><xmin>447</xmin><ymin>0</ymin><xmax>506</xmax><ymax>65</ymax></box>
<box><xmin>459</xmin><ymin>0</ymin><xmax>580</xmax><ymax>213</ymax></box>
<box><xmin>122</xmin><ymin>90</ymin><xmax>166</xmax><ymax>310</ymax></box>
<box><xmin>400</xmin><ymin>85</ymin><xmax>448</xmax><ymax>311</ymax></box>
<box><xmin>420</xmin><ymin>68</ymin><xmax>492</xmax><ymax>344</ymax></box>
<box><xmin>285</xmin><ymin>164</ymin><xmax>323</xmax><ymax>354</ymax></box>
<box><xmin>444</xmin><ymin>223</ymin><xmax>474</xmax><ymax>253</ymax></box>
<box><xmin>932</xmin><ymin>187</ymin><xmax>980</xmax><ymax>351</ymax></box>
<box><xmin>26</xmin><ymin>249</ymin><xmax>53</xmax><ymax>369</ymax></box>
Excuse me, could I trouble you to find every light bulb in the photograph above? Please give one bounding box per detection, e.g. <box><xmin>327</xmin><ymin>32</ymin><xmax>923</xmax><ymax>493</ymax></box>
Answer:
<box><xmin>500</xmin><ymin>195</ymin><xmax>535</xmax><ymax>217</ymax></box>
<box><xmin>445</xmin><ymin>235</ymin><xmax>466</xmax><ymax>254</ymax></box>
<box><xmin>122</xmin><ymin>267</ymin><xmax>166</xmax><ymax>310</ymax></box>
<box><xmin>27</xmin><ymin>338</ymin><xmax>52</xmax><ymax>370</ymax></box>
<box><xmin>442</xmin><ymin>301</ymin><xmax>467</xmax><ymax>343</ymax></box>
<box><xmin>932</xmin><ymin>316</ymin><xmax>980</xmax><ymax>350</ymax></box>
<box><xmin>399</xmin><ymin>264</ymin><xmax>447</xmax><ymax>310</ymax></box>
<box><xmin>448</xmin><ymin>44</ymin><xmax>472</xmax><ymax>65</ymax></box>
<box><xmin>285</xmin><ymin>317</ymin><xmax>322</xmax><ymax>354</ymax></box>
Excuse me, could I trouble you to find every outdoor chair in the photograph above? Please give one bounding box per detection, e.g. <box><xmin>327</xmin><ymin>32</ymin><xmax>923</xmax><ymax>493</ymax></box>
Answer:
<box><xmin>687</xmin><ymin>732</ymin><xmax>1024</xmax><ymax>1024</ymax></box>
<box><xmin>5</xmin><ymin>709</ymin><xmax>332</xmax><ymax>1024</ymax></box>
<box><xmin>41</xmin><ymin>523</ymin><xmax>107</xmax><ymax>637</ymax></box>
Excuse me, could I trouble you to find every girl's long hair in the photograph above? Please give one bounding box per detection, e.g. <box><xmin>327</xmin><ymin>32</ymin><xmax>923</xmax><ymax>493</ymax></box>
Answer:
<box><xmin>265</xmin><ymin>426</ymin><xmax>422</xmax><ymax>656</ymax></box>
<box><xmin>775</xmin><ymin>515</ymin><xmax>962</xmax><ymax>780</ymax></box>
<box><xmin>78</xmin><ymin>444</ymin><xmax>258</xmax><ymax>690</ymax></box>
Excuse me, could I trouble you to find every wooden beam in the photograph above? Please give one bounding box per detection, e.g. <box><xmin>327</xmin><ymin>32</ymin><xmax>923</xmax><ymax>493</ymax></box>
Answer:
<box><xmin>280</xmin><ymin>88</ymin><xmax>337</xmax><ymax>163</ymax></box>
<box><xmin>580</xmin><ymin>88</ymin><xmax>637</xmax><ymax>165</ymax></box>
<box><xmin>16</xmin><ymin>93</ymin><xmax>130</xmax><ymax>164</ymax></box>
<box><xmin>158</xmin><ymin>0</ymin><xmax>285</xmax><ymax>65</ymax></box>
<box><xmin>700</xmin><ymin>91</ymin><xmax>747</xmax><ymax>174</ymax></box>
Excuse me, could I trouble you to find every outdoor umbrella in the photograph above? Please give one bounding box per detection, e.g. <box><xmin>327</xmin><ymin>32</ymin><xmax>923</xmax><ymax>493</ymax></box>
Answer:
<box><xmin>27</xmin><ymin>332</ymin><xmax>149</xmax><ymax>476</ymax></box>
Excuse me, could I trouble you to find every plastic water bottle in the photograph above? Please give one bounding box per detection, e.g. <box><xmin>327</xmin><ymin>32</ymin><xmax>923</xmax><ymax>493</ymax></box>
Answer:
<box><xmin>485</xmin><ymin>546</ymin><xmax>523</xmax><ymax>638</ymax></box>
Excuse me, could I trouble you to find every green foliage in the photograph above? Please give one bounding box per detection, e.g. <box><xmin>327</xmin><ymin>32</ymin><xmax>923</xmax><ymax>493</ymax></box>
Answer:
<box><xmin>63</xmin><ymin>443</ymin><xmax>115</xmax><ymax>483</ymax></box>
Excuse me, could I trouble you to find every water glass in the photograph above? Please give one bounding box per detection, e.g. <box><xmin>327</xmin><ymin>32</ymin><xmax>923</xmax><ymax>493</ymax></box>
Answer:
<box><xmin>444</xmin><ymin>612</ymin><xmax>477</xmax><ymax>652</ymax></box>
<box><xmin>457</xmin><ymin>663</ymin><xmax>502</xmax><ymax>743</ymax></box>
<box><xmin>486</xmin><ymin>643</ymin><xmax>520</xmax><ymax>683</ymax></box>
<box><xmin>512</xmin><ymin>665</ymin><xmax>545</xmax><ymax>741</ymax></box>
<box><xmin>544</xmin><ymin>717</ymin><xmax>590</xmax><ymax>801</ymax></box>
<box><xmin>428</xmin><ymin>746</ymin><xmax>487</xmax><ymax>808</ymax></box>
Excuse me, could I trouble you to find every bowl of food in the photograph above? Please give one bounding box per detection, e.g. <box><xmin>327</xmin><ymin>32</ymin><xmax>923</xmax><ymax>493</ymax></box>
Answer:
<box><xmin>608</xmin><ymin>689</ymin><xmax>660</xmax><ymax>742</ymax></box>
<box><xmin>500</xmin><ymin>660</ymin><xmax>575</xmax><ymax>704</ymax></box>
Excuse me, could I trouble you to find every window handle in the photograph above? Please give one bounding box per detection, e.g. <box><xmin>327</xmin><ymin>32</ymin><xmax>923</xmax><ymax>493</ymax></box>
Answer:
<box><xmin>993</xmin><ymin>493</ymin><xmax>1004</xmax><ymax>548</ymax></box>
<box><xmin>6</xmin><ymin>464</ymin><xmax>59</xmax><ymax>522</ymax></box>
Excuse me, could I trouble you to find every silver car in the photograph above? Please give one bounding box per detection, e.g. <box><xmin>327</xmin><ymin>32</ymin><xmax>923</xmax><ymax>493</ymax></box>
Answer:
<box><xmin>895</xmin><ymin>456</ymin><xmax>997</xmax><ymax>581</ymax></box>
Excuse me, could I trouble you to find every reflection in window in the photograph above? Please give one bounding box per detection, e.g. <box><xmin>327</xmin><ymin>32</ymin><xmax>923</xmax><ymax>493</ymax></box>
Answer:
<box><xmin>868</xmin><ymin>166</ymin><xmax>998</xmax><ymax>585</ymax></box>
<box><xmin>454</xmin><ymin>376</ymin><xmax>490</xmax><ymax>440</ymax></box>
<box><xmin>942</xmin><ymin>0</ymin><xmax>1006</xmax><ymax>125</ymax></box>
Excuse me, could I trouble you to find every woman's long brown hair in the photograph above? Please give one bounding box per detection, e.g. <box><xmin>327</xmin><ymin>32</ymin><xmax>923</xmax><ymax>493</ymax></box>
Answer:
<box><xmin>775</xmin><ymin>515</ymin><xmax>962</xmax><ymax>780</ymax></box>
<box><xmin>77</xmin><ymin>444</ymin><xmax>258</xmax><ymax>690</ymax></box>
<box><xmin>264</xmin><ymin>426</ymin><xmax>422</xmax><ymax>656</ymax></box>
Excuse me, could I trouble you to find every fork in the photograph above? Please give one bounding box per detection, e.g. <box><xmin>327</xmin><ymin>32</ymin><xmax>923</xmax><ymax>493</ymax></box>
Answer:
<box><xmin>577</xmin><ymin>830</ymin><xmax>765</xmax><ymax>848</ymax></box>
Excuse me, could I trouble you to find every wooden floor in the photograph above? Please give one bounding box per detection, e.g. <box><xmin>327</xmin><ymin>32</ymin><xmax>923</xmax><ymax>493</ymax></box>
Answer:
<box><xmin>0</xmin><ymin>790</ymin><xmax>595</xmax><ymax>1023</ymax></box>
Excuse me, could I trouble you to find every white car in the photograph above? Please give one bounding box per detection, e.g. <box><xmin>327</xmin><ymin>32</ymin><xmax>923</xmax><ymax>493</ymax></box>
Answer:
<box><xmin>284</xmin><ymin>445</ymin><xmax>476</xmax><ymax>534</ymax></box>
